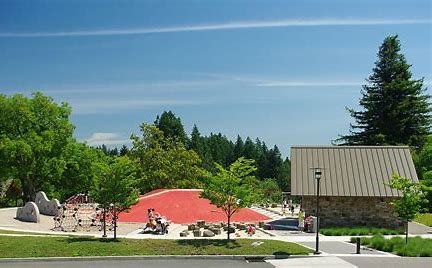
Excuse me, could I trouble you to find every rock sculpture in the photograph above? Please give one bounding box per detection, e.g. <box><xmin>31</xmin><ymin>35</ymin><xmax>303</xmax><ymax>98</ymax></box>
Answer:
<box><xmin>16</xmin><ymin>202</ymin><xmax>40</xmax><ymax>223</ymax></box>
<box><xmin>35</xmin><ymin>191</ymin><xmax>60</xmax><ymax>216</ymax></box>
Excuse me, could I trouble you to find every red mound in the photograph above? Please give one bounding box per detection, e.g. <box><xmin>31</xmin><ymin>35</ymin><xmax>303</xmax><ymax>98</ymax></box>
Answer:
<box><xmin>118</xmin><ymin>189</ymin><xmax>269</xmax><ymax>224</ymax></box>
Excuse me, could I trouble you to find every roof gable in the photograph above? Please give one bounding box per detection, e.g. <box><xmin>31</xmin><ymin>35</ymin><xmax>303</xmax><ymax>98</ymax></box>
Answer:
<box><xmin>291</xmin><ymin>146</ymin><xmax>418</xmax><ymax>197</ymax></box>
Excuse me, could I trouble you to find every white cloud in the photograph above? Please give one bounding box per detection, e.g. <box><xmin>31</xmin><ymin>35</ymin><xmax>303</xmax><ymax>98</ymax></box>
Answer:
<box><xmin>255</xmin><ymin>81</ymin><xmax>363</xmax><ymax>87</ymax></box>
<box><xmin>84</xmin><ymin>132</ymin><xmax>130</xmax><ymax>146</ymax></box>
<box><xmin>70</xmin><ymin>98</ymin><xmax>209</xmax><ymax>114</ymax></box>
<box><xmin>0</xmin><ymin>18</ymin><xmax>429</xmax><ymax>37</ymax></box>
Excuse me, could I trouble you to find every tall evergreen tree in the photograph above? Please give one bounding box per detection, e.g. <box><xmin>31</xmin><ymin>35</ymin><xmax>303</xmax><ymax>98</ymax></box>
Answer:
<box><xmin>188</xmin><ymin>124</ymin><xmax>203</xmax><ymax>153</ymax></box>
<box><xmin>277</xmin><ymin>157</ymin><xmax>291</xmax><ymax>191</ymax></box>
<box><xmin>119</xmin><ymin>145</ymin><xmax>129</xmax><ymax>156</ymax></box>
<box><xmin>154</xmin><ymin>111</ymin><xmax>188</xmax><ymax>144</ymax></box>
<box><xmin>232</xmin><ymin>135</ymin><xmax>244</xmax><ymax>162</ymax></box>
<box><xmin>338</xmin><ymin>35</ymin><xmax>431</xmax><ymax>149</ymax></box>
<box><xmin>243</xmin><ymin>137</ymin><xmax>257</xmax><ymax>160</ymax></box>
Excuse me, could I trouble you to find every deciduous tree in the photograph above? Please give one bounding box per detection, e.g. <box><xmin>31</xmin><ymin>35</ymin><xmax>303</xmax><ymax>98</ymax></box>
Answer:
<box><xmin>200</xmin><ymin>158</ymin><xmax>259</xmax><ymax>240</ymax></box>
<box><xmin>0</xmin><ymin>93</ymin><xmax>74</xmax><ymax>201</ymax></box>
<box><xmin>92</xmin><ymin>156</ymin><xmax>139</xmax><ymax>239</ymax></box>
<box><xmin>130</xmin><ymin>124</ymin><xmax>207</xmax><ymax>192</ymax></box>
<box><xmin>388</xmin><ymin>175</ymin><xmax>425</xmax><ymax>243</ymax></box>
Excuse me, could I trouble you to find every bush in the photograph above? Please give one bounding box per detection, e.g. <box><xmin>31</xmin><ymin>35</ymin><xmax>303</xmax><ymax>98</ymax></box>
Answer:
<box><xmin>358</xmin><ymin>235</ymin><xmax>432</xmax><ymax>257</ymax></box>
<box><xmin>370</xmin><ymin>235</ymin><xmax>385</xmax><ymax>251</ymax></box>
<box><xmin>320</xmin><ymin>226</ymin><xmax>403</xmax><ymax>236</ymax></box>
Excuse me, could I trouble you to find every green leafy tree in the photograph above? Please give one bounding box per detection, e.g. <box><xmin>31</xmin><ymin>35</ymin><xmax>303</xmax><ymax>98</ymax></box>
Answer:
<box><xmin>338</xmin><ymin>35</ymin><xmax>431</xmax><ymax>149</ymax></box>
<box><xmin>260</xmin><ymin>179</ymin><xmax>282</xmax><ymax>204</ymax></box>
<box><xmin>388</xmin><ymin>175</ymin><xmax>426</xmax><ymax>243</ymax></box>
<box><xmin>56</xmin><ymin>142</ymin><xmax>108</xmax><ymax>201</ymax></box>
<box><xmin>200</xmin><ymin>157</ymin><xmax>259</xmax><ymax>240</ymax></box>
<box><xmin>130</xmin><ymin>124</ymin><xmax>207</xmax><ymax>192</ymax></box>
<box><xmin>92</xmin><ymin>156</ymin><xmax>139</xmax><ymax>239</ymax></box>
<box><xmin>411</xmin><ymin>135</ymin><xmax>432</xmax><ymax>211</ymax></box>
<box><xmin>154</xmin><ymin>111</ymin><xmax>188</xmax><ymax>144</ymax></box>
<box><xmin>0</xmin><ymin>93</ymin><xmax>74</xmax><ymax>201</ymax></box>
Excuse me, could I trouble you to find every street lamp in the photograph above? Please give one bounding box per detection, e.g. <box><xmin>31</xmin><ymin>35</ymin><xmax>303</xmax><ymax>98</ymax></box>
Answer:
<box><xmin>314</xmin><ymin>168</ymin><xmax>322</xmax><ymax>255</ymax></box>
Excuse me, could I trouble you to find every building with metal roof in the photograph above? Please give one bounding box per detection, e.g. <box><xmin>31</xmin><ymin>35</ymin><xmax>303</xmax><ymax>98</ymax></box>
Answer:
<box><xmin>290</xmin><ymin>146</ymin><xmax>417</xmax><ymax>228</ymax></box>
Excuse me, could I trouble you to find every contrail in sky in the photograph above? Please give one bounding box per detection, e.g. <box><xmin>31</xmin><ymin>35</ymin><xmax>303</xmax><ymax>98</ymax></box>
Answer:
<box><xmin>0</xmin><ymin>18</ymin><xmax>430</xmax><ymax>37</ymax></box>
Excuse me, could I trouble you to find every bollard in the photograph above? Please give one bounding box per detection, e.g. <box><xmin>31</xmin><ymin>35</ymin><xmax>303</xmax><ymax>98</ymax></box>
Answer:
<box><xmin>356</xmin><ymin>237</ymin><xmax>361</xmax><ymax>254</ymax></box>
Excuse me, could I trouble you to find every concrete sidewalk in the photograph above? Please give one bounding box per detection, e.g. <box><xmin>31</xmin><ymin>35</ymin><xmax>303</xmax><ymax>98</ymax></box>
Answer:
<box><xmin>268</xmin><ymin>256</ymin><xmax>356</xmax><ymax>268</ymax></box>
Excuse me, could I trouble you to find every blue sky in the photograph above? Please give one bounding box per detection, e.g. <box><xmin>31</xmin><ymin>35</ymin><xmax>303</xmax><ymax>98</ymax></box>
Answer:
<box><xmin>1</xmin><ymin>0</ymin><xmax>431</xmax><ymax>156</ymax></box>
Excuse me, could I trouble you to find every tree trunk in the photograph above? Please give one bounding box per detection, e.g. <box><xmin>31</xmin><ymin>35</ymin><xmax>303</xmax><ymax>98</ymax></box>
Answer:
<box><xmin>405</xmin><ymin>220</ymin><xmax>409</xmax><ymax>244</ymax></box>
<box><xmin>114</xmin><ymin>211</ymin><xmax>117</xmax><ymax>239</ymax></box>
<box><xmin>22</xmin><ymin>175</ymin><xmax>36</xmax><ymax>202</ymax></box>
<box><xmin>227</xmin><ymin>214</ymin><xmax>231</xmax><ymax>241</ymax></box>
<box><xmin>102</xmin><ymin>208</ymin><xmax>107</xmax><ymax>238</ymax></box>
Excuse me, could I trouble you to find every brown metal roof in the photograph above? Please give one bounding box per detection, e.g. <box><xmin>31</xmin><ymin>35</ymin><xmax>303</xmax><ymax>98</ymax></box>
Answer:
<box><xmin>291</xmin><ymin>146</ymin><xmax>418</xmax><ymax>197</ymax></box>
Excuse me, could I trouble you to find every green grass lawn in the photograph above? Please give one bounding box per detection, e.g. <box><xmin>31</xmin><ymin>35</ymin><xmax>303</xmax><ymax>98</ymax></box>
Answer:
<box><xmin>415</xmin><ymin>213</ymin><xmax>432</xmax><ymax>227</ymax></box>
<box><xmin>351</xmin><ymin>235</ymin><xmax>432</xmax><ymax>257</ymax></box>
<box><xmin>320</xmin><ymin>226</ymin><xmax>404</xmax><ymax>236</ymax></box>
<box><xmin>0</xmin><ymin>236</ymin><xmax>312</xmax><ymax>258</ymax></box>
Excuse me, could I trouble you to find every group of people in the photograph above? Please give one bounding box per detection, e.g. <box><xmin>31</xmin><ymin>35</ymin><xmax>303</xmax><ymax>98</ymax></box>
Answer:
<box><xmin>281</xmin><ymin>198</ymin><xmax>310</xmax><ymax>232</ymax></box>
<box><xmin>282</xmin><ymin>198</ymin><xmax>295</xmax><ymax>216</ymax></box>
<box><xmin>143</xmin><ymin>208</ymin><xmax>169</xmax><ymax>234</ymax></box>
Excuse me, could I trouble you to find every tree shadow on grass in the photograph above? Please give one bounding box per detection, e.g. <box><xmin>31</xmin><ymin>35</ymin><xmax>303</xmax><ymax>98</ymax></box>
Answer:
<box><xmin>272</xmin><ymin>251</ymin><xmax>291</xmax><ymax>257</ymax></box>
<box><xmin>177</xmin><ymin>239</ymin><xmax>240</xmax><ymax>249</ymax></box>
<box><xmin>64</xmin><ymin>237</ymin><xmax>120</xmax><ymax>243</ymax></box>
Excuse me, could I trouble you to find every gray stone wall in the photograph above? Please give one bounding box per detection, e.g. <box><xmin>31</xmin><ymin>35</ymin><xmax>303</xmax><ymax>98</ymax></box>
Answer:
<box><xmin>302</xmin><ymin>196</ymin><xmax>404</xmax><ymax>229</ymax></box>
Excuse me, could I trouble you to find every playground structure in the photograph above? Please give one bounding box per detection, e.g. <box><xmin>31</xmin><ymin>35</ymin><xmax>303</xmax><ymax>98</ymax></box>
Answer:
<box><xmin>53</xmin><ymin>193</ymin><xmax>114</xmax><ymax>232</ymax></box>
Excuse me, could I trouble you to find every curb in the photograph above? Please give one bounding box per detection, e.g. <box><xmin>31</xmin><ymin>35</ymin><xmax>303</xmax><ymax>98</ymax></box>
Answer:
<box><xmin>255</xmin><ymin>206</ymin><xmax>285</xmax><ymax>217</ymax></box>
<box><xmin>0</xmin><ymin>254</ymin><xmax>309</xmax><ymax>263</ymax></box>
<box><xmin>257</xmin><ymin>227</ymin><xmax>276</xmax><ymax>237</ymax></box>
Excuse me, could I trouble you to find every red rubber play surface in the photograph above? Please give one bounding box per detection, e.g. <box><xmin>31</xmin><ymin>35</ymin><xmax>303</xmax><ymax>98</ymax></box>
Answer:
<box><xmin>118</xmin><ymin>189</ymin><xmax>270</xmax><ymax>224</ymax></box>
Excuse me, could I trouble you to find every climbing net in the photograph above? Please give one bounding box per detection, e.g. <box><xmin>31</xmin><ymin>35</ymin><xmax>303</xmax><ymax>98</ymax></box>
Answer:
<box><xmin>53</xmin><ymin>194</ymin><xmax>114</xmax><ymax>232</ymax></box>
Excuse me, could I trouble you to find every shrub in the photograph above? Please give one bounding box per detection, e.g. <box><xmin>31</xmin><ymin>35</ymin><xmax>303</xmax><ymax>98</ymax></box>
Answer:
<box><xmin>321</xmin><ymin>226</ymin><xmax>403</xmax><ymax>236</ymax></box>
<box><xmin>370</xmin><ymin>235</ymin><xmax>385</xmax><ymax>251</ymax></box>
<box><xmin>359</xmin><ymin>235</ymin><xmax>432</xmax><ymax>257</ymax></box>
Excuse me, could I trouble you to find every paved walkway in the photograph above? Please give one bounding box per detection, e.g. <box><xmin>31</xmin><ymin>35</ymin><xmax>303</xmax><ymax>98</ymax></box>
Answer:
<box><xmin>250</xmin><ymin>206</ymin><xmax>286</xmax><ymax>220</ymax></box>
<box><xmin>268</xmin><ymin>256</ymin><xmax>356</xmax><ymax>268</ymax></box>
<box><xmin>409</xmin><ymin>221</ymin><xmax>432</xmax><ymax>234</ymax></box>
<box><xmin>298</xmin><ymin>241</ymin><xmax>386</xmax><ymax>255</ymax></box>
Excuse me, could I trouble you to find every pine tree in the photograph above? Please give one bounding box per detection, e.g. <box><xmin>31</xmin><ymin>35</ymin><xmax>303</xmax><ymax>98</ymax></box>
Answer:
<box><xmin>243</xmin><ymin>137</ymin><xmax>257</xmax><ymax>159</ymax></box>
<box><xmin>119</xmin><ymin>145</ymin><xmax>129</xmax><ymax>156</ymax></box>
<box><xmin>154</xmin><ymin>111</ymin><xmax>188</xmax><ymax>144</ymax></box>
<box><xmin>189</xmin><ymin>124</ymin><xmax>203</xmax><ymax>153</ymax></box>
<box><xmin>338</xmin><ymin>35</ymin><xmax>431</xmax><ymax>149</ymax></box>
<box><xmin>232</xmin><ymin>135</ymin><xmax>244</xmax><ymax>162</ymax></box>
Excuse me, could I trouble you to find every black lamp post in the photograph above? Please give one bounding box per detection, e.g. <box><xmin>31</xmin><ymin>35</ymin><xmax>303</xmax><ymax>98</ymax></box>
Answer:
<box><xmin>314</xmin><ymin>168</ymin><xmax>322</xmax><ymax>255</ymax></box>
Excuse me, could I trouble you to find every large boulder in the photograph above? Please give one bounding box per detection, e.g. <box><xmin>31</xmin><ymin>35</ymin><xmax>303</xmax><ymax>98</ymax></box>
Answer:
<box><xmin>203</xmin><ymin>230</ymin><xmax>215</xmax><ymax>237</ymax></box>
<box><xmin>210</xmin><ymin>228</ymin><xmax>222</xmax><ymax>235</ymax></box>
<box><xmin>180</xmin><ymin>230</ymin><xmax>189</xmax><ymax>237</ymax></box>
<box><xmin>16</xmin><ymin>202</ymin><xmax>40</xmax><ymax>223</ymax></box>
<box><xmin>188</xmin><ymin>224</ymin><xmax>197</xmax><ymax>231</ymax></box>
<box><xmin>35</xmin><ymin>191</ymin><xmax>60</xmax><ymax>216</ymax></box>
<box><xmin>193</xmin><ymin>229</ymin><xmax>202</xmax><ymax>237</ymax></box>
<box><xmin>197</xmin><ymin>220</ymin><xmax>205</xmax><ymax>228</ymax></box>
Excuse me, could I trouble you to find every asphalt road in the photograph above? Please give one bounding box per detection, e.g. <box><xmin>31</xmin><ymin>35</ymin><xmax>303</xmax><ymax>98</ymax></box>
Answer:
<box><xmin>341</xmin><ymin>256</ymin><xmax>432</xmax><ymax>268</ymax></box>
<box><xmin>0</xmin><ymin>259</ymin><xmax>274</xmax><ymax>268</ymax></box>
